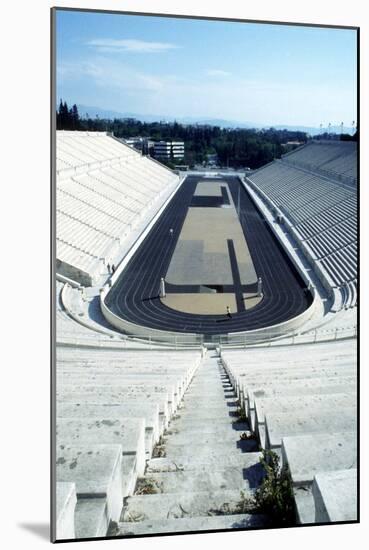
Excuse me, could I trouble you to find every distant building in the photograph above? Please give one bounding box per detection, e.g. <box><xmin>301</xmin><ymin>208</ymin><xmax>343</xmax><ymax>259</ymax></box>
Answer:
<box><xmin>122</xmin><ymin>137</ymin><xmax>155</xmax><ymax>155</ymax></box>
<box><xmin>124</xmin><ymin>137</ymin><xmax>144</xmax><ymax>152</ymax></box>
<box><xmin>153</xmin><ymin>141</ymin><xmax>185</xmax><ymax>160</ymax></box>
<box><xmin>206</xmin><ymin>153</ymin><xmax>218</xmax><ymax>166</ymax></box>
<box><xmin>171</xmin><ymin>141</ymin><xmax>185</xmax><ymax>159</ymax></box>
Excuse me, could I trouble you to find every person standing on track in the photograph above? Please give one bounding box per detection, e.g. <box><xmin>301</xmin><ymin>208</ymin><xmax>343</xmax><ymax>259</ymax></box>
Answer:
<box><xmin>226</xmin><ymin>305</ymin><xmax>232</xmax><ymax>318</ymax></box>
<box><xmin>169</xmin><ymin>228</ymin><xmax>174</xmax><ymax>238</ymax></box>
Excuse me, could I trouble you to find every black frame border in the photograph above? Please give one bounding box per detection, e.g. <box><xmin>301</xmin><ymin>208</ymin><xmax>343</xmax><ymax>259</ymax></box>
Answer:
<box><xmin>50</xmin><ymin>5</ymin><xmax>360</xmax><ymax>543</ymax></box>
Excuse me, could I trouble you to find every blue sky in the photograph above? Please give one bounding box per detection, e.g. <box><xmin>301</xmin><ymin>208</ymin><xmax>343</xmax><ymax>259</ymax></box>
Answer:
<box><xmin>56</xmin><ymin>9</ymin><xmax>357</xmax><ymax>127</ymax></box>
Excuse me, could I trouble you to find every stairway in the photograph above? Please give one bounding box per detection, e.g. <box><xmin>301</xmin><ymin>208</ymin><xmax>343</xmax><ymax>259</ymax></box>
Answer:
<box><xmin>115</xmin><ymin>352</ymin><xmax>269</xmax><ymax>536</ymax></box>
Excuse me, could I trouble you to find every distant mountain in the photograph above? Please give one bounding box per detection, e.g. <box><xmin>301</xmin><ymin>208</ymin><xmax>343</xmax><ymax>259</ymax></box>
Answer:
<box><xmin>76</xmin><ymin>105</ymin><xmax>355</xmax><ymax>135</ymax></box>
<box><xmin>178</xmin><ymin>117</ymin><xmax>253</xmax><ymax>128</ymax></box>
<box><xmin>77</xmin><ymin>105</ymin><xmax>171</xmax><ymax>123</ymax></box>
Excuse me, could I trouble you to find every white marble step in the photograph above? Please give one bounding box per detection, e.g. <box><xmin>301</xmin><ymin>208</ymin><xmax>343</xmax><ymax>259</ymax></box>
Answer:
<box><xmin>122</xmin><ymin>489</ymin><xmax>255</xmax><ymax>521</ymax></box>
<box><xmin>56</xmin><ymin>482</ymin><xmax>76</xmax><ymax>540</ymax></box>
<box><xmin>265</xmin><ymin>407</ymin><xmax>356</xmax><ymax>450</ymax></box>
<box><xmin>281</xmin><ymin>431</ymin><xmax>357</xmax><ymax>485</ymax></box>
<box><xmin>117</xmin><ymin>513</ymin><xmax>268</xmax><ymax>535</ymax></box>
<box><xmin>57</xmin><ymin>417</ymin><xmax>146</xmax><ymax>476</ymax></box>
<box><xmin>312</xmin><ymin>469</ymin><xmax>357</xmax><ymax>523</ymax></box>
<box><xmin>56</xmin><ymin>443</ymin><xmax>123</xmax><ymax>525</ymax></box>
<box><xmin>139</xmin><ymin>464</ymin><xmax>264</xmax><ymax>494</ymax></box>
<box><xmin>146</xmin><ymin>452</ymin><xmax>263</xmax><ymax>473</ymax></box>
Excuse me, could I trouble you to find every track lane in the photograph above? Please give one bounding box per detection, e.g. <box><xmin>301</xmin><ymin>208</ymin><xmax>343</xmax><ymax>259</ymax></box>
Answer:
<box><xmin>105</xmin><ymin>176</ymin><xmax>311</xmax><ymax>335</ymax></box>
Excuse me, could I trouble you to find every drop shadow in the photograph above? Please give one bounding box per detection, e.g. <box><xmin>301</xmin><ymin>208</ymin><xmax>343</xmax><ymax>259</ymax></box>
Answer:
<box><xmin>236</xmin><ymin>439</ymin><xmax>259</xmax><ymax>453</ymax></box>
<box><xmin>17</xmin><ymin>522</ymin><xmax>49</xmax><ymax>541</ymax></box>
<box><xmin>230</xmin><ymin>422</ymin><xmax>249</xmax><ymax>432</ymax></box>
<box><xmin>141</xmin><ymin>295</ymin><xmax>161</xmax><ymax>302</ymax></box>
<box><xmin>87</xmin><ymin>296</ymin><xmax>121</xmax><ymax>331</ymax></box>
<box><xmin>242</xmin><ymin>462</ymin><xmax>266</xmax><ymax>489</ymax></box>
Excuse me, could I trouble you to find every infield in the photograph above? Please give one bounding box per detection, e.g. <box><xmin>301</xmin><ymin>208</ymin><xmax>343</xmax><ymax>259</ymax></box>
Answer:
<box><xmin>163</xmin><ymin>180</ymin><xmax>258</xmax><ymax>314</ymax></box>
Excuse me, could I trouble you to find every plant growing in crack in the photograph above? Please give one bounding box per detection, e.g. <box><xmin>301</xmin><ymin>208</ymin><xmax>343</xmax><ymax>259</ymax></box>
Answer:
<box><xmin>235</xmin><ymin>406</ymin><xmax>247</xmax><ymax>422</ymax></box>
<box><xmin>236</xmin><ymin>450</ymin><xmax>296</xmax><ymax>526</ymax></box>
<box><xmin>135</xmin><ymin>477</ymin><xmax>163</xmax><ymax>495</ymax></box>
<box><xmin>164</xmin><ymin>428</ymin><xmax>179</xmax><ymax>436</ymax></box>
<box><xmin>107</xmin><ymin>520</ymin><xmax>120</xmax><ymax>536</ymax></box>
<box><xmin>152</xmin><ymin>436</ymin><xmax>166</xmax><ymax>457</ymax></box>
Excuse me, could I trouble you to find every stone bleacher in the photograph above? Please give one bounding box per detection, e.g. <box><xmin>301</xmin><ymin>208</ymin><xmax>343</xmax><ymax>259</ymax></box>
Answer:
<box><xmin>247</xmin><ymin>140</ymin><xmax>357</xmax><ymax>307</ymax></box>
<box><xmin>221</xmin><ymin>340</ymin><xmax>357</xmax><ymax>524</ymax></box>
<box><xmin>282</xmin><ymin>140</ymin><xmax>357</xmax><ymax>181</ymax></box>
<box><xmin>56</xmin><ymin>131</ymin><xmax>179</xmax><ymax>285</ymax></box>
<box><xmin>54</xmin><ymin>134</ymin><xmax>358</xmax><ymax>539</ymax></box>
<box><xmin>55</xmin><ymin>348</ymin><xmax>201</xmax><ymax>539</ymax></box>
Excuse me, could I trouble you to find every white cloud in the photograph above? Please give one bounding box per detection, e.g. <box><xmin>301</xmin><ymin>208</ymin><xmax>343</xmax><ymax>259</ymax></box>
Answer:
<box><xmin>86</xmin><ymin>38</ymin><xmax>179</xmax><ymax>54</ymax></box>
<box><xmin>58</xmin><ymin>57</ymin><xmax>355</xmax><ymax>126</ymax></box>
<box><xmin>58</xmin><ymin>57</ymin><xmax>167</xmax><ymax>92</ymax></box>
<box><xmin>206</xmin><ymin>69</ymin><xmax>231</xmax><ymax>77</ymax></box>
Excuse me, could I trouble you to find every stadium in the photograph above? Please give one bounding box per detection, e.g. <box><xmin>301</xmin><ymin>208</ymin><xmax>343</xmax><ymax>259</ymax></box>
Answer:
<box><xmin>54</xmin><ymin>131</ymin><xmax>357</xmax><ymax>539</ymax></box>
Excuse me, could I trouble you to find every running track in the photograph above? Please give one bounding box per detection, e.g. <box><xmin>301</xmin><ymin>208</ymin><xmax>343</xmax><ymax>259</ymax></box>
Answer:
<box><xmin>104</xmin><ymin>176</ymin><xmax>312</xmax><ymax>336</ymax></box>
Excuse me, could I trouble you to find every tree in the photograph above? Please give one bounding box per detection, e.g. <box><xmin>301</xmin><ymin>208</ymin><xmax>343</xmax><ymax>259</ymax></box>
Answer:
<box><xmin>56</xmin><ymin>100</ymin><xmax>81</xmax><ymax>130</ymax></box>
<box><xmin>55</xmin><ymin>102</ymin><xmax>309</xmax><ymax>168</ymax></box>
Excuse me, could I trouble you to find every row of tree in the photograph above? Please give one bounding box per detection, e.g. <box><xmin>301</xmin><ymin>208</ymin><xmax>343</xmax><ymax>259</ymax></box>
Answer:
<box><xmin>56</xmin><ymin>100</ymin><xmax>356</xmax><ymax>169</ymax></box>
<box><xmin>56</xmin><ymin>101</ymin><xmax>81</xmax><ymax>130</ymax></box>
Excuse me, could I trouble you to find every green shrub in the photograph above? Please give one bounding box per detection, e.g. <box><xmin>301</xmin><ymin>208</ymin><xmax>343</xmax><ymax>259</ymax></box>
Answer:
<box><xmin>237</xmin><ymin>449</ymin><xmax>296</xmax><ymax>526</ymax></box>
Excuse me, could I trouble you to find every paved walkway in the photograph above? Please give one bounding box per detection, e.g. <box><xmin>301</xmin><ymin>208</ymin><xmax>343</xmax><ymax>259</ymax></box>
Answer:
<box><xmin>117</xmin><ymin>352</ymin><xmax>268</xmax><ymax>536</ymax></box>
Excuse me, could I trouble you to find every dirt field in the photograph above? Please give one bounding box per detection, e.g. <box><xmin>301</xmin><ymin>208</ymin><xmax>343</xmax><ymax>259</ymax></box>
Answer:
<box><xmin>163</xmin><ymin>180</ymin><xmax>259</xmax><ymax>314</ymax></box>
<box><xmin>162</xmin><ymin>292</ymin><xmax>262</xmax><ymax>315</ymax></box>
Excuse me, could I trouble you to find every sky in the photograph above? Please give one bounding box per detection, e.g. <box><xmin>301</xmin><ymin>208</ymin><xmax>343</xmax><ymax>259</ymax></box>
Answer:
<box><xmin>55</xmin><ymin>9</ymin><xmax>357</xmax><ymax>128</ymax></box>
